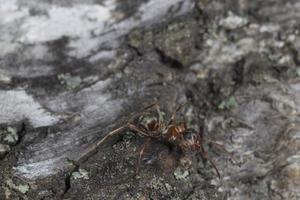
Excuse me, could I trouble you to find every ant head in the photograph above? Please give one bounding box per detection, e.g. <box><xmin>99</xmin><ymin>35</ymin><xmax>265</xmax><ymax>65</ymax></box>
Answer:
<box><xmin>179</xmin><ymin>129</ymin><xmax>201</xmax><ymax>152</ymax></box>
<box><xmin>183</xmin><ymin>129</ymin><xmax>199</xmax><ymax>143</ymax></box>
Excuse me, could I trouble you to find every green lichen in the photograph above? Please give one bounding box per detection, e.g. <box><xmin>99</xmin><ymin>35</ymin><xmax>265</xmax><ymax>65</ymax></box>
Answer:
<box><xmin>58</xmin><ymin>73</ymin><xmax>82</xmax><ymax>90</ymax></box>
<box><xmin>218</xmin><ymin>96</ymin><xmax>237</xmax><ymax>110</ymax></box>
<box><xmin>3</xmin><ymin>127</ymin><xmax>18</xmax><ymax>145</ymax></box>
<box><xmin>17</xmin><ymin>184</ymin><xmax>30</xmax><ymax>194</ymax></box>
<box><xmin>165</xmin><ymin>183</ymin><xmax>173</xmax><ymax>192</ymax></box>
<box><xmin>174</xmin><ymin>167</ymin><xmax>189</xmax><ymax>180</ymax></box>
<box><xmin>72</xmin><ymin>168</ymin><xmax>89</xmax><ymax>180</ymax></box>
<box><xmin>149</xmin><ymin>176</ymin><xmax>174</xmax><ymax>197</ymax></box>
<box><xmin>150</xmin><ymin>177</ymin><xmax>165</xmax><ymax>190</ymax></box>
<box><xmin>6</xmin><ymin>179</ymin><xmax>30</xmax><ymax>194</ymax></box>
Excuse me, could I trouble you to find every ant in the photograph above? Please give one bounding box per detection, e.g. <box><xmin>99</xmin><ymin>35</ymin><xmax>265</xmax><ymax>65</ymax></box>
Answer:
<box><xmin>91</xmin><ymin>101</ymin><xmax>237</xmax><ymax>179</ymax></box>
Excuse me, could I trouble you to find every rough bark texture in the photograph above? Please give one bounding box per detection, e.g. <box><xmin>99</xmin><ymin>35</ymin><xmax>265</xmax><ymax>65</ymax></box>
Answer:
<box><xmin>1</xmin><ymin>0</ymin><xmax>300</xmax><ymax>199</ymax></box>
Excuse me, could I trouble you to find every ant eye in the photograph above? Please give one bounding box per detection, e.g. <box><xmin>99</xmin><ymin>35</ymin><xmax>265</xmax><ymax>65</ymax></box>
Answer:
<box><xmin>184</xmin><ymin>129</ymin><xmax>197</xmax><ymax>140</ymax></box>
<box><xmin>185</xmin><ymin>133</ymin><xmax>193</xmax><ymax>140</ymax></box>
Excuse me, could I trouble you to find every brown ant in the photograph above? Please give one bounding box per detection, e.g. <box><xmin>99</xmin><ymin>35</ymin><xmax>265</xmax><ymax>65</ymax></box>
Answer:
<box><xmin>91</xmin><ymin>102</ymin><xmax>237</xmax><ymax>179</ymax></box>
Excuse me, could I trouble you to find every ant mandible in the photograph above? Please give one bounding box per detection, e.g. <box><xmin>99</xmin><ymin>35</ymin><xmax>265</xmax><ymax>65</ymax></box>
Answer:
<box><xmin>92</xmin><ymin>101</ymin><xmax>237</xmax><ymax>179</ymax></box>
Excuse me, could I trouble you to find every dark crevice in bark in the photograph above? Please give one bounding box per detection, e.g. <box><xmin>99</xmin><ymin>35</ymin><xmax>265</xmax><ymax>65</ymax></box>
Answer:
<box><xmin>155</xmin><ymin>48</ymin><xmax>184</xmax><ymax>70</ymax></box>
<box><xmin>286</xmin><ymin>42</ymin><xmax>300</xmax><ymax>66</ymax></box>
<box><xmin>61</xmin><ymin>160</ymin><xmax>80</xmax><ymax>198</ymax></box>
<box><xmin>127</xmin><ymin>44</ymin><xmax>143</xmax><ymax>57</ymax></box>
<box><xmin>15</xmin><ymin>122</ymin><xmax>27</xmax><ymax>146</ymax></box>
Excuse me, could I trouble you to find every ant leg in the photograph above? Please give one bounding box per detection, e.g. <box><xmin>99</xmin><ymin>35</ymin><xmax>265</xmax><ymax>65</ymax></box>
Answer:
<box><xmin>136</xmin><ymin>138</ymin><xmax>151</xmax><ymax>173</ymax></box>
<box><xmin>95</xmin><ymin>126</ymin><xmax>127</xmax><ymax>147</ymax></box>
<box><xmin>206</xmin><ymin>139</ymin><xmax>239</xmax><ymax>166</ymax></box>
<box><xmin>127</xmin><ymin>111</ymin><xmax>150</xmax><ymax>125</ymax></box>
<box><xmin>79</xmin><ymin>122</ymin><xmax>153</xmax><ymax>163</ymax></box>
<box><xmin>78</xmin><ymin>126</ymin><xmax>127</xmax><ymax>163</ymax></box>
<box><xmin>127</xmin><ymin>101</ymin><xmax>159</xmax><ymax>124</ymax></box>
<box><xmin>154</xmin><ymin>103</ymin><xmax>163</xmax><ymax>131</ymax></box>
<box><xmin>199</xmin><ymin>150</ymin><xmax>221</xmax><ymax>179</ymax></box>
<box><xmin>143</xmin><ymin>100</ymin><xmax>159</xmax><ymax>111</ymax></box>
<box><xmin>138</xmin><ymin>123</ymin><xmax>149</xmax><ymax>133</ymax></box>
<box><xmin>155</xmin><ymin>103</ymin><xmax>161</xmax><ymax>122</ymax></box>
<box><xmin>95</xmin><ymin>123</ymin><xmax>152</xmax><ymax>149</ymax></box>
<box><xmin>127</xmin><ymin>124</ymin><xmax>154</xmax><ymax>138</ymax></box>
<box><xmin>168</xmin><ymin>102</ymin><xmax>188</xmax><ymax>125</ymax></box>
<box><xmin>134</xmin><ymin>112</ymin><xmax>150</xmax><ymax>132</ymax></box>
